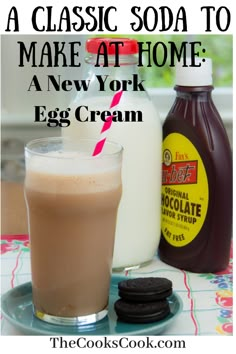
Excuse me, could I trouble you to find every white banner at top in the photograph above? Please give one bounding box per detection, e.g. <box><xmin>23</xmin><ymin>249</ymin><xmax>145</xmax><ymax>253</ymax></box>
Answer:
<box><xmin>0</xmin><ymin>0</ymin><xmax>234</xmax><ymax>35</ymax></box>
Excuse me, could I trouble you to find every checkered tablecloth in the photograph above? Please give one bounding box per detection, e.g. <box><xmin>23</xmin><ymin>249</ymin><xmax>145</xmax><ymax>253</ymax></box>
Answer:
<box><xmin>0</xmin><ymin>235</ymin><xmax>233</xmax><ymax>335</ymax></box>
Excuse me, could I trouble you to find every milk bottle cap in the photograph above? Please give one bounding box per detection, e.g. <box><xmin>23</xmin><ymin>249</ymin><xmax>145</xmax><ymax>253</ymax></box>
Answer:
<box><xmin>175</xmin><ymin>57</ymin><xmax>213</xmax><ymax>86</ymax></box>
<box><xmin>86</xmin><ymin>37</ymin><xmax>139</xmax><ymax>55</ymax></box>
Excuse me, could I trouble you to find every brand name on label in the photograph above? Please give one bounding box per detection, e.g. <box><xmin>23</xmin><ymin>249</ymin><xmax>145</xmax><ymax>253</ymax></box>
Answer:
<box><xmin>162</xmin><ymin>161</ymin><xmax>198</xmax><ymax>185</ymax></box>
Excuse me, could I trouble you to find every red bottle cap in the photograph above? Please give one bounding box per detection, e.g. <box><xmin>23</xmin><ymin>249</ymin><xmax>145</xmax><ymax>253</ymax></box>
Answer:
<box><xmin>86</xmin><ymin>38</ymin><xmax>138</xmax><ymax>55</ymax></box>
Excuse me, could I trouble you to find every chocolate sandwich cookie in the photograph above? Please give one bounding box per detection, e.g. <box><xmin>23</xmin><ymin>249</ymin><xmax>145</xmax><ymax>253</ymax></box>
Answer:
<box><xmin>114</xmin><ymin>298</ymin><xmax>170</xmax><ymax>324</ymax></box>
<box><xmin>118</xmin><ymin>277</ymin><xmax>172</xmax><ymax>302</ymax></box>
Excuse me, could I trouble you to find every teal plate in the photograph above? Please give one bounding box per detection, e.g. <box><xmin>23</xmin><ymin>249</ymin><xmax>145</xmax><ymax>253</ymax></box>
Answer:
<box><xmin>1</xmin><ymin>276</ymin><xmax>183</xmax><ymax>335</ymax></box>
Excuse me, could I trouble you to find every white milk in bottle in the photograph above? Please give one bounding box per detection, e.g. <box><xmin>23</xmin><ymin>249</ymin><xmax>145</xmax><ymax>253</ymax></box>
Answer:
<box><xmin>63</xmin><ymin>38</ymin><xmax>162</xmax><ymax>270</ymax></box>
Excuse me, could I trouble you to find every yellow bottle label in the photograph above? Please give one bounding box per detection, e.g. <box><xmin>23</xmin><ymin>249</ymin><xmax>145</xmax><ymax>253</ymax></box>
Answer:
<box><xmin>162</xmin><ymin>133</ymin><xmax>209</xmax><ymax>247</ymax></box>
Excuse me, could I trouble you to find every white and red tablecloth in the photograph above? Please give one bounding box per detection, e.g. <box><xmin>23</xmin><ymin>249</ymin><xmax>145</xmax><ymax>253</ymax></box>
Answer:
<box><xmin>0</xmin><ymin>234</ymin><xmax>233</xmax><ymax>336</ymax></box>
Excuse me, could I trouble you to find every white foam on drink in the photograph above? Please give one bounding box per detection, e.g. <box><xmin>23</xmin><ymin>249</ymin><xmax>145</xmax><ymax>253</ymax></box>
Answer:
<box><xmin>25</xmin><ymin>152</ymin><xmax>121</xmax><ymax>194</ymax></box>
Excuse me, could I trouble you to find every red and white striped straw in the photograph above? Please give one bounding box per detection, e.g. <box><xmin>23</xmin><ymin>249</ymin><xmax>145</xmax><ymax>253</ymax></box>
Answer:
<box><xmin>92</xmin><ymin>90</ymin><xmax>123</xmax><ymax>156</ymax></box>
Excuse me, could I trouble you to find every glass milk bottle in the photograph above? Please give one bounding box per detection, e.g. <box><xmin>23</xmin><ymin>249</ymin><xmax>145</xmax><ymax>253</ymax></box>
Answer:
<box><xmin>63</xmin><ymin>37</ymin><xmax>162</xmax><ymax>270</ymax></box>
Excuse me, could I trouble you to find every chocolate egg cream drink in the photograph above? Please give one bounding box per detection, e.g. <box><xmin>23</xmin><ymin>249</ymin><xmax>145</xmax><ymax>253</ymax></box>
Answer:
<box><xmin>24</xmin><ymin>138</ymin><xmax>122</xmax><ymax>325</ymax></box>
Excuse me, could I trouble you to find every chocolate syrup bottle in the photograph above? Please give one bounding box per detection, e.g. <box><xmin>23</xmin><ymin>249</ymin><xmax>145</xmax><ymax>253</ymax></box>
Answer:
<box><xmin>159</xmin><ymin>58</ymin><xmax>232</xmax><ymax>273</ymax></box>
